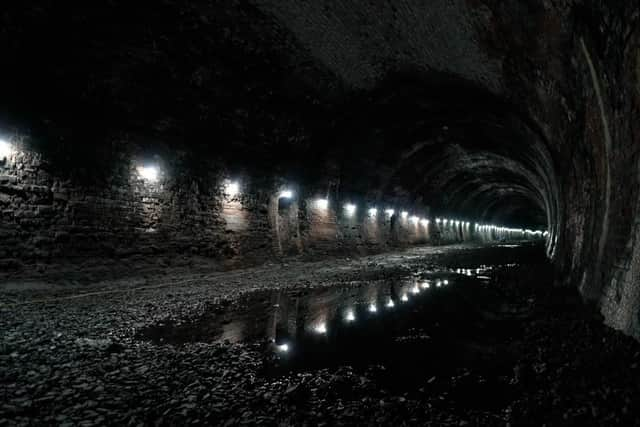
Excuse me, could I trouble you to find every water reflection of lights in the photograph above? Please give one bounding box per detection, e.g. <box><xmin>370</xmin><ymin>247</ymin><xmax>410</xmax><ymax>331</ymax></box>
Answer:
<box><xmin>314</xmin><ymin>323</ymin><xmax>327</xmax><ymax>334</ymax></box>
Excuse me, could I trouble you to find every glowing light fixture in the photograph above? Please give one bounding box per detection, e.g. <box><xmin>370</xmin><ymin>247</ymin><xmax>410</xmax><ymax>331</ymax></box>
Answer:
<box><xmin>436</xmin><ymin>218</ymin><xmax>441</xmax><ymax>223</ymax></box>
<box><xmin>369</xmin><ymin>303</ymin><xmax>378</xmax><ymax>313</ymax></box>
<box><xmin>411</xmin><ymin>285</ymin><xmax>420</xmax><ymax>294</ymax></box>
<box><xmin>0</xmin><ymin>139</ymin><xmax>12</xmax><ymax>160</ymax></box>
<box><xmin>279</xmin><ymin>190</ymin><xmax>293</xmax><ymax>199</ymax></box>
<box><xmin>276</xmin><ymin>343</ymin><xmax>289</xmax><ymax>353</ymax></box>
<box><xmin>344</xmin><ymin>203</ymin><xmax>357</xmax><ymax>216</ymax></box>
<box><xmin>385</xmin><ymin>209</ymin><xmax>395</xmax><ymax>216</ymax></box>
<box><xmin>401</xmin><ymin>294</ymin><xmax>409</xmax><ymax>302</ymax></box>
<box><xmin>444</xmin><ymin>279</ymin><xmax>449</xmax><ymax>285</ymax></box>
<box><xmin>410</xmin><ymin>216</ymin><xmax>419</xmax><ymax>224</ymax></box>
<box><xmin>436</xmin><ymin>280</ymin><xmax>442</xmax><ymax>287</ymax></box>
<box><xmin>224</xmin><ymin>180</ymin><xmax>240</xmax><ymax>197</ymax></box>
<box><xmin>345</xmin><ymin>310</ymin><xmax>356</xmax><ymax>322</ymax></box>
<box><xmin>401</xmin><ymin>211</ymin><xmax>409</xmax><ymax>219</ymax></box>
<box><xmin>421</xmin><ymin>281</ymin><xmax>430</xmax><ymax>289</ymax></box>
<box><xmin>420</xmin><ymin>219</ymin><xmax>429</xmax><ymax>226</ymax></box>
<box><xmin>314</xmin><ymin>323</ymin><xmax>327</xmax><ymax>334</ymax></box>
<box><xmin>137</xmin><ymin>165</ymin><xmax>159</xmax><ymax>183</ymax></box>
<box><xmin>386</xmin><ymin>299</ymin><xmax>395</xmax><ymax>308</ymax></box>
<box><xmin>315</xmin><ymin>198</ymin><xmax>329</xmax><ymax>209</ymax></box>
<box><xmin>368</xmin><ymin>208</ymin><xmax>378</xmax><ymax>217</ymax></box>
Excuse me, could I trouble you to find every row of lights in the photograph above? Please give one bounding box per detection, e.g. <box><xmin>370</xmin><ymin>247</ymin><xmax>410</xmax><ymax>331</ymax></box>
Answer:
<box><xmin>218</xmin><ymin>178</ymin><xmax>432</xmax><ymax>223</ymax></box>
<box><xmin>0</xmin><ymin>144</ymin><xmax>547</xmax><ymax>240</ymax></box>
<box><xmin>275</xmin><ymin>278</ymin><xmax>451</xmax><ymax>353</ymax></box>
<box><xmin>435</xmin><ymin>218</ymin><xmax>471</xmax><ymax>228</ymax></box>
<box><xmin>1</xmin><ymin>144</ymin><xmax>547</xmax><ymax>239</ymax></box>
<box><xmin>169</xmin><ymin>175</ymin><xmax>550</xmax><ymax>238</ymax></box>
<box><xmin>475</xmin><ymin>224</ymin><xmax>547</xmax><ymax>236</ymax></box>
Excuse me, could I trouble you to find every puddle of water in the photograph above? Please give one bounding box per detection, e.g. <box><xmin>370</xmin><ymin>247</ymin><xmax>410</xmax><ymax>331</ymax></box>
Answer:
<box><xmin>138</xmin><ymin>270</ymin><xmax>458</xmax><ymax>347</ymax></box>
<box><xmin>138</xmin><ymin>262</ymin><xmax>524</xmax><ymax>397</ymax></box>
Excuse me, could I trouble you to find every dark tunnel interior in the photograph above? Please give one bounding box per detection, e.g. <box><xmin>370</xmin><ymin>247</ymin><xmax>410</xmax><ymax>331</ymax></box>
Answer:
<box><xmin>0</xmin><ymin>1</ymin><xmax>639</xmax><ymax>425</ymax></box>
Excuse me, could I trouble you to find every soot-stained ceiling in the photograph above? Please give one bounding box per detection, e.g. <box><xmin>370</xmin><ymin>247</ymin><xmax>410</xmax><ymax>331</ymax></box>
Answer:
<box><xmin>1</xmin><ymin>0</ymin><xmax>598</xmax><ymax>230</ymax></box>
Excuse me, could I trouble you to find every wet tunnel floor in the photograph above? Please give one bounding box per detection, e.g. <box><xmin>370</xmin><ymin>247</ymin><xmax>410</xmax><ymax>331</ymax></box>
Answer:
<box><xmin>3</xmin><ymin>243</ymin><xmax>640</xmax><ymax>426</ymax></box>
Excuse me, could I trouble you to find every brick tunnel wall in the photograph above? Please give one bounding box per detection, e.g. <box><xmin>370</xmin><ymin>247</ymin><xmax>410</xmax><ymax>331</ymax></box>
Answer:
<box><xmin>2</xmin><ymin>137</ymin><xmax>518</xmax><ymax>279</ymax></box>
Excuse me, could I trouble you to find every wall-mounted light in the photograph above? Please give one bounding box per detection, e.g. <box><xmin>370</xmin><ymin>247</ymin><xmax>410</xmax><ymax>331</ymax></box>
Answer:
<box><xmin>314</xmin><ymin>323</ymin><xmax>327</xmax><ymax>334</ymax></box>
<box><xmin>0</xmin><ymin>139</ymin><xmax>13</xmax><ymax>160</ymax></box>
<box><xmin>344</xmin><ymin>203</ymin><xmax>357</xmax><ymax>216</ymax></box>
<box><xmin>401</xmin><ymin>211</ymin><xmax>409</xmax><ymax>219</ymax></box>
<box><xmin>224</xmin><ymin>180</ymin><xmax>240</xmax><ymax>197</ymax></box>
<box><xmin>422</xmin><ymin>281</ymin><xmax>430</xmax><ymax>289</ymax></box>
<box><xmin>436</xmin><ymin>218</ymin><xmax>441</xmax><ymax>223</ymax></box>
<box><xmin>386</xmin><ymin>299</ymin><xmax>395</xmax><ymax>308</ymax></box>
<box><xmin>368</xmin><ymin>208</ymin><xmax>377</xmax><ymax>217</ymax></box>
<box><xmin>345</xmin><ymin>310</ymin><xmax>356</xmax><ymax>322</ymax></box>
<box><xmin>410</xmin><ymin>216</ymin><xmax>419</xmax><ymax>224</ymax></box>
<box><xmin>276</xmin><ymin>343</ymin><xmax>289</xmax><ymax>353</ymax></box>
<box><xmin>401</xmin><ymin>294</ymin><xmax>409</xmax><ymax>302</ymax></box>
<box><xmin>137</xmin><ymin>165</ymin><xmax>159</xmax><ymax>183</ymax></box>
<box><xmin>315</xmin><ymin>198</ymin><xmax>329</xmax><ymax>209</ymax></box>
<box><xmin>368</xmin><ymin>303</ymin><xmax>378</xmax><ymax>313</ymax></box>
<box><xmin>420</xmin><ymin>219</ymin><xmax>429</xmax><ymax>227</ymax></box>
<box><xmin>385</xmin><ymin>209</ymin><xmax>395</xmax><ymax>216</ymax></box>
<box><xmin>279</xmin><ymin>190</ymin><xmax>293</xmax><ymax>199</ymax></box>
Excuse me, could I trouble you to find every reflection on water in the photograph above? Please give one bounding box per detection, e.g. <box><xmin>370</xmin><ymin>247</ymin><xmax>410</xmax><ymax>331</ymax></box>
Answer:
<box><xmin>138</xmin><ymin>262</ymin><xmax>522</xmax><ymax>384</ymax></box>
<box><xmin>138</xmin><ymin>264</ymin><xmax>521</xmax><ymax>348</ymax></box>
<box><xmin>139</xmin><ymin>271</ymin><xmax>454</xmax><ymax>347</ymax></box>
<box><xmin>136</xmin><ymin>244</ymin><xmax>537</xmax><ymax>400</ymax></box>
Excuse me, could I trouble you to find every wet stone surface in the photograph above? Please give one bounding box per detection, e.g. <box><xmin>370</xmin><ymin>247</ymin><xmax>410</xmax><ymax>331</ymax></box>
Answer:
<box><xmin>3</xmin><ymin>243</ymin><xmax>640</xmax><ymax>425</ymax></box>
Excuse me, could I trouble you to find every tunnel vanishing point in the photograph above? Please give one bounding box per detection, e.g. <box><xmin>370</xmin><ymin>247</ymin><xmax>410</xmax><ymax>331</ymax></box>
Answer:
<box><xmin>0</xmin><ymin>2</ymin><xmax>639</xmax><ymax>338</ymax></box>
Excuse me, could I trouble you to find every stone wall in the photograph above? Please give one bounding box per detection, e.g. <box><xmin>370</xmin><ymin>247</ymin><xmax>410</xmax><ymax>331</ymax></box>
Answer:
<box><xmin>0</xmin><ymin>137</ymin><xmax>535</xmax><ymax>279</ymax></box>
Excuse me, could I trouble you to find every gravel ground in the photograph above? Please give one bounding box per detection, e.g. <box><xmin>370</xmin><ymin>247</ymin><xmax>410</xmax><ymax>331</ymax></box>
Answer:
<box><xmin>2</xmin><ymin>243</ymin><xmax>640</xmax><ymax>426</ymax></box>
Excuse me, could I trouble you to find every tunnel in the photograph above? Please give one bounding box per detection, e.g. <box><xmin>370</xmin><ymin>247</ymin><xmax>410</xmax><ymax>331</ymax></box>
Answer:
<box><xmin>1</xmin><ymin>1</ymin><xmax>639</xmax><ymax>425</ymax></box>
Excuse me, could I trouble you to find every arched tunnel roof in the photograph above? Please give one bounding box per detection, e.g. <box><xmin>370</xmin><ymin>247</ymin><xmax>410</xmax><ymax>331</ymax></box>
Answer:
<box><xmin>0</xmin><ymin>0</ymin><xmax>636</xmax><ymax>266</ymax></box>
